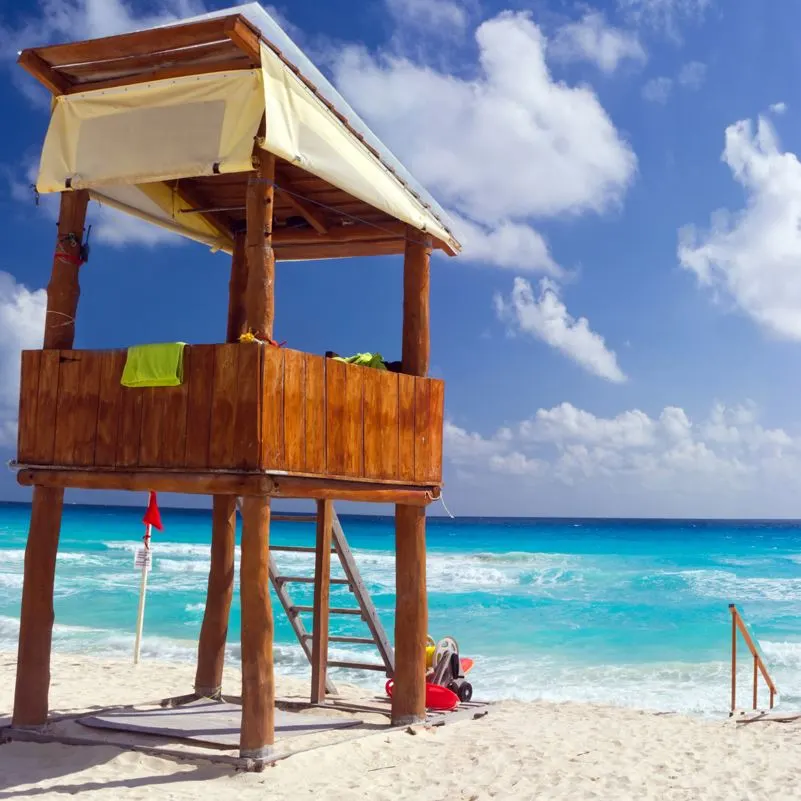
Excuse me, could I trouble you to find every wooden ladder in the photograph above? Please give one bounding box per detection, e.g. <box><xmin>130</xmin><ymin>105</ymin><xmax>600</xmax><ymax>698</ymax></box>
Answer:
<box><xmin>729</xmin><ymin>603</ymin><xmax>778</xmax><ymax>714</ymax></box>
<box><xmin>270</xmin><ymin>503</ymin><xmax>395</xmax><ymax>702</ymax></box>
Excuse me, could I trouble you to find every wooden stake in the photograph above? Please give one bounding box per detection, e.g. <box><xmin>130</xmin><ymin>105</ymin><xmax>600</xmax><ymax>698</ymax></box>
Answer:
<box><xmin>44</xmin><ymin>190</ymin><xmax>90</xmax><ymax>351</ymax></box>
<box><xmin>401</xmin><ymin>228</ymin><xmax>432</xmax><ymax>378</ymax></box>
<box><xmin>14</xmin><ymin>189</ymin><xmax>88</xmax><ymax>728</ymax></box>
<box><xmin>13</xmin><ymin>486</ymin><xmax>64</xmax><ymax>727</ymax></box>
<box><xmin>311</xmin><ymin>500</ymin><xmax>333</xmax><ymax>704</ymax></box>
<box><xmin>239</xmin><ymin>495</ymin><xmax>275</xmax><ymax>758</ymax></box>
<box><xmin>245</xmin><ymin>153</ymin><xmax>276</xmax><ymax>341</ymax></box>
<box><xmin>195</xmin><ymin>496</ymin><xmax>237</xmax><ymax>696</ymax></box>
<box><xmin>226</xmin><ymin>231</ymin><xmax>248</xmax><ymax>344</ymax></box>
<box><xmin>392</xmin><ymin>504</ymin><xmax>427</xmax><ymax>725</ymax></box>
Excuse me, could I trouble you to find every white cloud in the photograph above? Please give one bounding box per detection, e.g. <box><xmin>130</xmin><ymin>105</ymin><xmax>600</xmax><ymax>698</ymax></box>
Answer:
<box><xmin>550</xmin><ymin>11</ymin><xmax>646</xmax><ymax>73</ymax></box>
<box><xmin>385</xmin><ymin>0</ymin><xmax>468</xmax><ymax>32</ymax></box>
<box><xmin>495</xmin><ymin>278</ymin><xmax>627</xmax><ymax>383</ymax></box>
<box><xmin>677</xmin><ymin>60</ymin><xmax>706</xmax><ymax>89</ymax></box>
<box><xmin>0</xmin><ymin>274</ymin><xmax>46</xmax><ymax>446</ymax></box>
<box><xmin>445</xmin><ymin>400</ymin><xmax>801</xmax><ymax>513</ymax></box>
<box><xmin>618</xmin><ymin>0</ymin><xmax>712</xmax><ymax>37</ymax></box>
<box><xmin>642</xmin><ymin>76</ymin><xmax>672</xmax><ymax>103</ymax></box>
<box><xmin>1</xmin><ymin>0</ymin><xmax>206</xmax><ymax>54</ymax></box>
<box><xmin>450</xmin><ymin>214</ymin><xmax>562</xmax><ymax>275</ymax></box>
<box><xmin>770</xmin><ymin>102</ymin><xmax>788</xmax><ymax>115</ymax></box>
<box><xmin>333</xmin><ymin>11</ymin><xmax>637</xmax><ymax>272</ymax></box>
<box><xmin>679</xmin><ymin>113</ymin><xmax>801</xmax><ymax>340</ymax></box>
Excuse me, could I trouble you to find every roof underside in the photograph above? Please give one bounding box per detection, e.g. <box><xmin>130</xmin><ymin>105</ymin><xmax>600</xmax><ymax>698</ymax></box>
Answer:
<box><xmin>17</xmin><ymin>7</ymin><xmax>459</xmax><ymax>261</ymax></box>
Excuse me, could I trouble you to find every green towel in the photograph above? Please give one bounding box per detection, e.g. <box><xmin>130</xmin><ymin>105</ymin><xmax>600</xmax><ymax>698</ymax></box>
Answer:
<box><xmin>332</xmin><ymin>352</ymin><xmax>387</xmax><ymax>370</ymax></box>
<box><xmin>121</xmin><ymin>343</ymin><xmax>186</xmax><ymax>388</ymax></box>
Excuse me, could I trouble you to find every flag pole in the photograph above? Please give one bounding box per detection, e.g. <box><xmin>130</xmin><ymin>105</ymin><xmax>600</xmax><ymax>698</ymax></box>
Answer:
<box><xmin>133</xmin><ymin>523</ymin><xmax>152</xmax><ymax>665</ymax></box>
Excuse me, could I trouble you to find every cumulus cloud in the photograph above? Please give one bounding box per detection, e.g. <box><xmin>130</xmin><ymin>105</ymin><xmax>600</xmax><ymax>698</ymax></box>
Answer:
<box><xmin>385</xmin><ymin>0</ymin><xmax>468</xmax><ymax>32</ymax></box>
<box><xmin>0</xmin><ymin>0</ymin><xmax>206</xmax><ymax>54</ymax></box>
<box><xmin>642</xmin><ymin>76</ymin><xmax>672</xmax><ymax>103</ymax></box>
<box><xmin>679</xmin><ymin>113</ymin><xmax>801</xmax><ymax>340</ymax></box>
<box><xmin>333</xmin><ymin>11</ymin><xmax>636</xmax><ymax>272</ymax></box>
<box><xmin>495</xmin><ymin>278</ymin><xmax>627</xmax><ymax>383</ymax></box>
<box><xmin>770</xmin><ymin>102</ymin><xmax>788</xmax><ymax>115</ymax></box>
<box><xmin>550</xmin><ymin>11</ymin><xmax>646</xmax><ymax>73</ymax></box>
<box><xmin>618</xmin><ymin>0</ymin><xmax>712</xmax><ymax>37</ymax></box>
<box><xmin>445</xmin><ymin>400</ymin><xmax>800</xmax><ymax>510</ymax></box>
<box><xmin>677</xmin><ymin>60</ymin><xmax>706</xmax><ymax>89</ymax></box>
<box><xmin>0</xmin><ymin>274</ymin><xmax>46</xmax><ymax>446</ymax></box>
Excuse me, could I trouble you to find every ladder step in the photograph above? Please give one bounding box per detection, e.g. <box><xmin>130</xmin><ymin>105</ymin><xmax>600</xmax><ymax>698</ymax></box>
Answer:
<box><xmin>271</xmin><ymin>545</ymin><xmax>336</xmax><ymax>554</ymax></box>
<box><xmin>301</xmin><ymin>634</ymin><xmax>376</xmax><ymax>645</ymax></box>
<box><xmin>276</xmin><ymin>575</ymin><xmax>350</xmax><ymax>586</ymax></box>
<box><xmin>327</xmin><ymin>660</ymin><xmax>387</xmax><ymax>672</ymax></box>
<box><xmin>291</xmin><ymin>605</ymin><xmax>362</xmax><ymax>616</ymax></box>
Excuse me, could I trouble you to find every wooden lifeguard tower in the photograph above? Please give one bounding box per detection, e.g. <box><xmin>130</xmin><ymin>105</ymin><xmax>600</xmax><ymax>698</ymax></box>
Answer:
<box><xmin>11</xmin><ymin>4</ymin><xmax>459</xmax><ymax>761</ymax></box>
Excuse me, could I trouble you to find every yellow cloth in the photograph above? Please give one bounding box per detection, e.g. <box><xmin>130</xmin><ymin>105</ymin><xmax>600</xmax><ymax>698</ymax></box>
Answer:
<box><xmin>121</xmin><ymin>343</ymin><xmax>185</xmax><ymax>388</ymax></box>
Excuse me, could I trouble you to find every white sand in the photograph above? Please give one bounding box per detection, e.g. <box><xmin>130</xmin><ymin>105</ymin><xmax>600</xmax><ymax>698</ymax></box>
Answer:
<box><xmin>1</xmin><ymin>653</ymin><xmax>800</xmax><ymax>800</ymax></box>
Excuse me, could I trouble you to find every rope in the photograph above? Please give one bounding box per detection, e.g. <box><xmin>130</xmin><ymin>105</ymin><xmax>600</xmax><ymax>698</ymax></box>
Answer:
<box><xmin>438</xmin><ymin>491</ymin><xmax>455</xmax><ymax>519</ymax></box>
<box><xmin>45</xmin><ymin>310</ymin><xmax>75</xmax><ymax>329</ymax></box>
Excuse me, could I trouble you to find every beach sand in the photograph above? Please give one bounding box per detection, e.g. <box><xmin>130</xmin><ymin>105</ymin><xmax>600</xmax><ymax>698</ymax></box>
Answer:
<box><xmin>1</xmin><ymin>653</ymin><xmax>800</xmax><ymax>800</ymax></box>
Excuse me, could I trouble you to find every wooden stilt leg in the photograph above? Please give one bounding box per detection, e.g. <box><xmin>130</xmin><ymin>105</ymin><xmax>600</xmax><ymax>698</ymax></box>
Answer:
<box><xmin>239</xmin><ymin>495</ymin><xmax>274</xmax><ymax>759</ymax></box>
<box><xmin>14</xmin><ymin>190</ymin><xmax>88</xmax><ymax>728</ymax></box>
<box><xmin>311</xmin><ymin>499</ymin><xmax>333</xmax><ymax>704</ymax></box>
<box><xmin>195</xmin><ymin>495</ymin><xmax>237</xmax><ymax>696</ymax></box>
<box><xmin>392</xmin><ymin>504</ymin><xmax>427</xmax><ymax>726</ymax></box>
<box><xmin>13</xmin><ymin>486</ymin><xmax>65</xmax><ymax>727</ymax></box>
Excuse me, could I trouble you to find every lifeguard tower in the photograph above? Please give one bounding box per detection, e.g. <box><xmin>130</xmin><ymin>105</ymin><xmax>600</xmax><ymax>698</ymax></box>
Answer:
<box><xmin>11</xmin><ymin>4</ymin><xmax>459</xmax><ymax>761</ymax></box>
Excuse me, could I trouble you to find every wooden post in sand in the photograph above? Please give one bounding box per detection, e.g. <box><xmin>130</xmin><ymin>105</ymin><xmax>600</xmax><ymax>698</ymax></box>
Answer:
<box><xmin>239</xmin><ymin>495</ymin><xmax>274</xmax><ymax>758</ymax></box>
<box><xmin>195</xmin><ymin>233</ymin><xmax>248</xmax><ymax>697</ymax></box>
<box><xmin>311</xmin><ymin>500</ymin><xmax>333</xmax><ymax>703</ymax></box>
<box><xmin>392</xmin><ymin>229</ymin><xmax>432</xmax><ymax>726</ymax></box>
<box><xmin>195</xmin><ymin>496</ymin><xmax>237</xmax><ymax>696</ymax></box>
<box><xmin>238</xmin><ymin>150</ymin><xmax>276</xmax><ymax>758</ymax></box>
<box><xmin>13</xmin><ymin>189</ymin><xmax>89</xmax><ymax>727</ymax></box>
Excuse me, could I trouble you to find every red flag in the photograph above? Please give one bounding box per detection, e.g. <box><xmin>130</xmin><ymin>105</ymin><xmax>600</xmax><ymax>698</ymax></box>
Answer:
<box><xmin>143</xmin><ymin>491</ymin><xmax>163</xmax><ymax>531</ymax></box>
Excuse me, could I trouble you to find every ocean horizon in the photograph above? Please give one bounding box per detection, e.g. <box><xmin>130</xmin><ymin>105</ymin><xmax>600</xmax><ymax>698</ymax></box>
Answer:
<box><xmin>3</xmin><ymin>502</ymin><xmax>801</xmax><ymax>718</ymax></box>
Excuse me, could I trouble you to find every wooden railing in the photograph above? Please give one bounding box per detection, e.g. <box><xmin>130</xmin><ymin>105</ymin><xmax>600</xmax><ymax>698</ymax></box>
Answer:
<box><xmin>729</xmin><ymin>604</ymin><xmax>777</xmax><ymax>714</ymax></box>
<box><xmin>17</xmin><ymin>344</ymin><xmax>444</xmax><ymax>486</ymax></box>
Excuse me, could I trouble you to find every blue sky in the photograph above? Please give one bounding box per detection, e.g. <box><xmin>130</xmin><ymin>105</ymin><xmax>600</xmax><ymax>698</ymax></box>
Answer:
<box><xmin>1</xmin><ymin>0</ymin><xmax>801</xmax><ymax>518</ymax></box>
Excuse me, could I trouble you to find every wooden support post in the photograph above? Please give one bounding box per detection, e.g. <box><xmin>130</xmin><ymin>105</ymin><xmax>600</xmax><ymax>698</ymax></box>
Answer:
<box><xmin>245</xmin><ymin>152</ymin><xmax>276</xmax><ymax>341</ymax></box>
<box><xmin>13</xmin><ymin>486</ymin><xmax>64</xmax><ymax>726</ymax></box>
<box><xmin>14</xmin><ymin>189</ymin><xmax>88</xmax><ymax>728</ymax></box>
<box><xmin>392</xmin><ymin>228</ymin><xmax>432</xmax><ymax>726</ymax></box>
<box><xmin>44</xmin><ymin>190</ymin><xmax>90</xmax><ymax>350</ymax></box>
<box><xmin>393</xmin><ymin>505</ymin><xmax>427</xmax><ymax>725</ymax></box>
<box><xmin>239</xmin><ymin>495</ymin><xmax>275</xmax><ymax>759</ymax></box>
<box><xmin>226</xmin><ymin>230</ymin><xmax>248</xmax><ymax>344</ymax></box>
<box><xmin>401</xmin><ymin>228</ymin><xmax>432</xmax><ymax>377</ymax></box>
<box><xmin>311</xmin><ymin>500</ymin><xmax>333</xmax><ymax>704</ymax></box>
<box><xmin>194</xmin><ymin>230</ymin><xmax>249</xmax><ymax>696</ymax></box>
<box><xmin>194</xmin><ymin>496</ymin><xmax>237</xmax><ymax>696</ymax></box>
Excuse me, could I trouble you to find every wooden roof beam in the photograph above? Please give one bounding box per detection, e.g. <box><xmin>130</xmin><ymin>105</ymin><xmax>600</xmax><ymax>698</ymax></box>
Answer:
<box><xmin>274</xmin><ymin>239</ymin><xmax>406</xmax><ymax>261</ymax></box>
<box><xmin>273</xmin><ymin>221</ymin><xmax>405</xmax><ymax>246</ymax></box>
<box><xmin>274</xmin><ymin>172</ymin><xmax>329</xmax><ymax>235</ymax></box>
<box><xmin>224</xmin><ymin>16</ymin><xmax>263</xmax><ymax>63</ymax></box>
<box><xmin>17</xmin><ymin>50</ymin><xmax>71</xmax><ymax>95</ymax></box>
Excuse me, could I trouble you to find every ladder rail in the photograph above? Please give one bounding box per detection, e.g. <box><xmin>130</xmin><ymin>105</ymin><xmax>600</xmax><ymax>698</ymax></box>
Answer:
<box><xmin>268</xmin><ymin>552</ymin><xmax>338</xmax><ymax>696</ymax></box>
<box><xmin>331</xmin><ymin>511</ymin><xmax>395</xmax><ymax>676</ymax></box>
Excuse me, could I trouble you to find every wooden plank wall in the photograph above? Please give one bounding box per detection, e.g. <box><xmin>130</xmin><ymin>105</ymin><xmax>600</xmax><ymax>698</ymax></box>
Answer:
<box><xmin>16</xmin><ymin>345</ymin><xmax>444</xmax><ymax>485</ymax></box>
<box><xmin>17</xmin><ymin>344</ymin><xmax>263</xmax><ymax>473</ymax></box>
<box><xmin>261</xmin><ymin>349</ymin><xmax>443</xmax><ymax>484</ymax></box>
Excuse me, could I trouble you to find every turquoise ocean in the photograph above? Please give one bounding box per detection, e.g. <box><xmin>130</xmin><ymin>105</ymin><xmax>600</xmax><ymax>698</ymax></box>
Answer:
<box><xmin>2</xmin><ymin>503</ymin><xmax>801</xmax><ymax>717</ymax></box>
